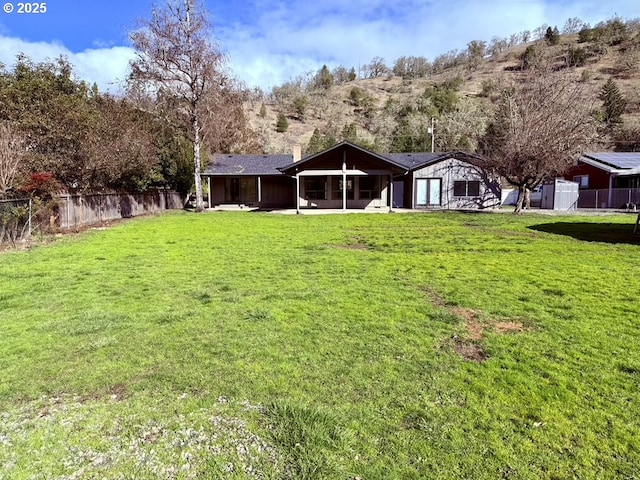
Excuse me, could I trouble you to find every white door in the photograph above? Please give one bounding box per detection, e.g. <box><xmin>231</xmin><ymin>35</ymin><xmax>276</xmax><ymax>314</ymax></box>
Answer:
<box><xmin>429</xmin><ymin>179</ymin><xmax>441</xmax><ymax>206</ymax></box>
<box><xmin>416</xmin><ymin>178</ymin><xmax>441</xmax><ymax>206</ymax></box>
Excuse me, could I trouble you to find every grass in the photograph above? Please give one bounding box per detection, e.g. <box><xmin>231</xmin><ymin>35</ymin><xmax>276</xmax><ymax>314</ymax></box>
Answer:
<box><xmin>1</xmin><ymin>210</ymin><xmax>639</xmax><ymax>479</ymax></box>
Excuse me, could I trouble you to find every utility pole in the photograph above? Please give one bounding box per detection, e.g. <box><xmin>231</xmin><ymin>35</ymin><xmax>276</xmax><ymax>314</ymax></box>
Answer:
<box><xmin>428</xmin><ymin>117</ymin><xmax>436</xmax><ymax>153</ymax></box>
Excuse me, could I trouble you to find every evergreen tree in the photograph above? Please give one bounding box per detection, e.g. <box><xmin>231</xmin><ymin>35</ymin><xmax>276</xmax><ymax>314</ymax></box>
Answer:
<box><xmin>348</xmin><ymin>67</ymin><xmax>357</xmax><ymax>82</ymax></box>
<box><xmin>341</xmin><ymin>123</ymin><xmax>358</xmax><ymax>143</ymax></box>
<box><xmin>599</xmin><ymin>78</ymin><xmax>626</xmax><ymax>125</ymax></box>
<box><xmin>258</xmin><ymin>103</ymin><xmax>267</xmax><ymax>118</ymax></box>
<box><xmin>275</xmin><ymin>113</ymin><xmax>289</xmax><ymax>133</ymax></box>
<box><xmin>545</xmin><ymin>26</ymin><xmax>561</xmax><ymax>45</ymax></box>
<box><xmin>307</xmin><ymin>128</ymin><xmax>325</xmax><ymax>154</ymax></box>
<box><xmin>293</xmin><ymin>96</ymin><xmax>308</xmax><ymax>121</ymax></box>
<box><xmin>315</xmin><ymin>65</ymin><xmax>334</xmax><ymax>90</ymax></box>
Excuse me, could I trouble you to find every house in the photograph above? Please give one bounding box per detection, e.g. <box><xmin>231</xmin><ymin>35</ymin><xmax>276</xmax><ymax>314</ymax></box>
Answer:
<box><xmin>202</xmin><ymin>142</ymin><xmax>501</xmax><ymax>212</ymax></box>
<box><xmin>563</xmin><ymin>152</ymin><xmax>640</xmax><ymax>208</ymax></box>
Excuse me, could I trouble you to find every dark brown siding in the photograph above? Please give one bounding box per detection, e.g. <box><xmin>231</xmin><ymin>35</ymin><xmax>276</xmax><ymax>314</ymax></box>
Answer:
<box><xmin>564</xmin><ymin>163</ymin><xmax>611</xmax><ymax>189</ymax></box>
<box><xmin>211</xmin><ymin>178</ymin><xmax>226</xmax><ymax>205</ymax></box>
<box><xmin>261</xmin><ymin>176</ymin><xmax>295</xmax><ymax>208</ymax></box>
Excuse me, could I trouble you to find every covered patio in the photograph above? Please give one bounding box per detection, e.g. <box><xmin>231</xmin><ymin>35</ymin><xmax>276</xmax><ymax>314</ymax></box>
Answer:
<box><xmin>278</xmin><ymin>142</ymin><xmax>409</xmax><ymax>213</ymax></box>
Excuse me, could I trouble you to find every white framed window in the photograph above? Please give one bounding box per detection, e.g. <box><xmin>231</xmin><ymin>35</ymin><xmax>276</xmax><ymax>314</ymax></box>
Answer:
<box><xmin>573</xmin><ymin>175</ymin><xmax>589</xmax><ymax>189</ymax></box>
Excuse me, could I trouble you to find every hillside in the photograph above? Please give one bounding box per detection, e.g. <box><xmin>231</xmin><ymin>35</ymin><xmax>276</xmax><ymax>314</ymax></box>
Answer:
<box><xmin>245</xmin><ymin>18</ymin><xmax>640</xmax><ymax>155</ymax></box>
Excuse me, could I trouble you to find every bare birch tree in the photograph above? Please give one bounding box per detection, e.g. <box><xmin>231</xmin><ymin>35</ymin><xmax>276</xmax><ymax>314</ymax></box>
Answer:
<box><xmin>481</xmin><ymin>66</ymin><xmax>599</xmax><ymax>213</ymax></box>
<box><xmin>0</xmin><ymin>122</ymin><xmax>26</xmax><ymax>198</ymax></box>
<box><xmin>129</xmin><ymin>0</ymin><xmax>225</xmax><ymax>211</ymax></box>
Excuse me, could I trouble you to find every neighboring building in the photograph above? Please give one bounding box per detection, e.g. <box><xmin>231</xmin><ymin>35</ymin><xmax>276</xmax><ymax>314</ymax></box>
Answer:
<box><xmin>202</xmin><ymin>142</ymin><xmax>501</xmax><ymax>212</ymax></box>
<box><xmin>563</xmin><ymin>153</ymin><xmax>640</xmax><ymax>208</ymax></box>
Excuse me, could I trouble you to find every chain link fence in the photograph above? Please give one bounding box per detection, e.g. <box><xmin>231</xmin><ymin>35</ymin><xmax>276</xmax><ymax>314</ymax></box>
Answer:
<box><xmin>577</xmin><ymin>188</ymin><xmax>640</xmax><ymax>209</ymax></box>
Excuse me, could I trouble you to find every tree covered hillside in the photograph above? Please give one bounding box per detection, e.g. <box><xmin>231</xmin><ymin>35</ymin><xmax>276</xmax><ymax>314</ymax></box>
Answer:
<box><xmin>248</xmin><ymin>16</ymin><xmax>640</xmax><ymax>156</ymax></box>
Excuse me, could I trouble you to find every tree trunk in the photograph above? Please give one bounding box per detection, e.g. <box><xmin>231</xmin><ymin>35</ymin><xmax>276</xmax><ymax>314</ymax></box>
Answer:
<box><xmin>524</xmin><ymin>188</ymin><xmax>531</xmax><ymax>210</ymax></box>
<box><xmin>192</xmin><ymin>114</ymin><xmax>204</xmax><ymax>212</ymax></box>
<box><xmin>514</xmin><ymin>185</ymin><xmax>526</xmax><ymax>214</ymax></box>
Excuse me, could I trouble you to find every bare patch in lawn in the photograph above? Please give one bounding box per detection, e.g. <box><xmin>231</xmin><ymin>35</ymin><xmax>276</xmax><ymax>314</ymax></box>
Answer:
<box><xmin>422</xmin><ymin>286</ymin><xmax>449</xmax><ymax>308</ymax></box>
<box><xmin>453</xmin><ymin>341</ymin><xmax>488</xmax><ymax>363</ymax></box>
<box><xmin>494</xmin><ymin>321</ymin><xmax>528</xmax><ymax>334</ymax></box>
<box><xmin>335</xmin><ymin>243</ymin><xmax>370</xmax><ymax>251</ymax></box>
<box><xmin>427</xmin><ymin>292</ymin><xmax>531</xmax><ymax>362</ymax></box>
<box><xmin>451</xmin><ymin>307</ymin><xmax>484</xmax><ymax>340</ymax></box>
<box><xmin>106</xmin><ymin>383</ymin><xmax>129</xmax><ymax>401</ymax></box>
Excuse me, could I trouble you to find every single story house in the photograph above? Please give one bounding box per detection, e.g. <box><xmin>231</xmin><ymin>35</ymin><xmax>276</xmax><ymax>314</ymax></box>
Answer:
<box><xmin>202</xmin><ymin>141</ymin><xmax>501</xmax><ymax>212</ymax></box>
<box><xmin>563</xmin><ymin>152</ymin><xmax>640</xmax><ymax>208</ymax></box>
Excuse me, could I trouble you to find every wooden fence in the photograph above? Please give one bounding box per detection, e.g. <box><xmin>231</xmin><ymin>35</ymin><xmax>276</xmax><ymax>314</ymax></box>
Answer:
<box><xmin>58</xmin><ymin>190</ymin><xmax>183</xmax><ymax>229</ymax></box>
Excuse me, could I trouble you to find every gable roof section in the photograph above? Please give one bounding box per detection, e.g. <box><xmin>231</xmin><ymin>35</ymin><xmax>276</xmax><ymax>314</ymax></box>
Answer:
<box><xmin>580</xmin><ymin>153</ymin><xmax>640</xmax><ymax>173</ymax></box>
<box><xmin>204</xmin><ymin>145</ymin><xmax>489</xmax><ymax>177</ymax></box>
<box><xmin>386</xmin><ymin>151</ymin><xmax>487</xmax><ymax>170</ymax></box>
<box><xmin>278</xmin><ymin>141</ymin><xmax>409</xmax><ymax>175</ymax></box>
<box><xmin>203</xmin><ymin>153</ymin><xmax>293</xmax><ymax>176</ymax></box>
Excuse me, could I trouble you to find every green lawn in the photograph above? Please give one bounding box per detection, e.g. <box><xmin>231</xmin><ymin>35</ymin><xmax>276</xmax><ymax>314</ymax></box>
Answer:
<box><xmin>1</xmin><ymin>211</ymin><xmax>639</xmax><ymax>479</ymax></box>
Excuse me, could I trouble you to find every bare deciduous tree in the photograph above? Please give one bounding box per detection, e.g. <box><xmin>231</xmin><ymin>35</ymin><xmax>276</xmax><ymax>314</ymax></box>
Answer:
<box><xmin>481</xmin><ymin>67</ymin><xmax>598</xmax><ymax>213</ymax></box>
<box><xmin>129</xmin><ymin>0</ymin><xmax>225</xmax><ymax>211</ymax></box>
<box><xmin>365</xmin><ymin>57</ymin><xmax>388</xmax><ymax>78</ymax></box>
<box><xmin>0</xmin><ymin>122</ymin><xmax>26</xmax><ymax>198</ymax></box>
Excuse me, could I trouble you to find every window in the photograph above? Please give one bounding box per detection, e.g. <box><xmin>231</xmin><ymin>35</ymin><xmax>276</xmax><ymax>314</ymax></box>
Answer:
<box><xmin>304</xmin><ymin>177</ymin><xmax>326</xmax><ymax>200</ymax></box>
<box><xmin>573</xmin><ymin>175</ymin><xmax>589</xmax><ymax>189</ymax></box>
<box><xmin>359</xmin><ymin>176</ymin><xmax>380</xmax><ymax>199</ymax></box>
<box><xmin>331</xmin><ymin>176</ymin><xmax>354</xmax><ymax>200</ymax></box>
<box><xmin>453</xmin><ymin>180</ymin><xmax>481</xmax><ymax>197</ymax></box>
<box><xmin>225</xmin><ymin>177</ymin><xmax>257</xmax><ymax>202</ymax></box>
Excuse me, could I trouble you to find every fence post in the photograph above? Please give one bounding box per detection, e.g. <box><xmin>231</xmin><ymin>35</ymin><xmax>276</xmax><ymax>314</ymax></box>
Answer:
<box><xmin>28</xmin><ymin>198</ymin><xmax>32</xmax><ymax>236</ymax></box>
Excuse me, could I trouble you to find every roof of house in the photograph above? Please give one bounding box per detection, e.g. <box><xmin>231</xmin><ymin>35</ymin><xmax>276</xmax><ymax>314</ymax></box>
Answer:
<box><xmin>387</xmin><ymin>151</ymin><xmax>486</xmax><ymax>170</ymax></box>
<box><xmin>277</xmin><ymin>141</ymin><xmax>410</xmax><ymax>174</ymax></box>
<box><xmin>581</xmin><ymin>152</ymin><xmax>640</xmax><ymax>171</ymax></box>
<box><xmin>205</xmin><ymin>153</ymin><xmax>293</xmax><ymax>176</ymax></box>
<box><xmin>385</xmin><ymin>152</ymin><xmax>443</xmax><ymax>169</ymax></box>
<box><xmin>204</xmin><ymin>143</ymin><xmax>487</xmax><ymax>176</ymax></box>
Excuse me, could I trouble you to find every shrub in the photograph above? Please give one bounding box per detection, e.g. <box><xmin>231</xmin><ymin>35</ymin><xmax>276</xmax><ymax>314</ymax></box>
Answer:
<box><xmin>275</xmin><ymin>113</ymin><xmax>289</xmax><ymax>133</ymax></box>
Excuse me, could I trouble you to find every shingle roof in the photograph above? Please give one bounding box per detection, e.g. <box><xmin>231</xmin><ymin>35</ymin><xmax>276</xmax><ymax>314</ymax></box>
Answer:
<box><xmin>204</xmin><ymin>148</ymin><xmax>486</xmax><ymax>176</ymax></box>
<box><xmin>582</xmin><ymin>152</ymin><xmax>640</xmax><ymax>170</ymax></box>
<box><xmin>204</xmin><ymin>154</ymin><xmax>293</xmax><ymax>175</ymax></box>
<box><xmin>277</xmin><ymin>141</ymin><xmax>410</xmax><ymax>174</ymax></box>
<box><xmin>385</xmin><ymin>152</ymin><xmax>445</xmax><ymax>169</ymax></box>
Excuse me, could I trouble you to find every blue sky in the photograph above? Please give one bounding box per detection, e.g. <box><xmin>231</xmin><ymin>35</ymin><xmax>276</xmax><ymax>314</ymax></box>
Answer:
<box><xmin>0</xmin><ymin>0</ymin><xmax>638</xmax><ymax>93</ymax></box>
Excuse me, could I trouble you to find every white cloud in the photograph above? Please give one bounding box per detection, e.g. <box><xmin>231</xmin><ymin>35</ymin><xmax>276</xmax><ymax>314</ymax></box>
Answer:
<box><xmin>0</xmin><ymin>35</ymin><xmax>134</xmax><ymax>93</ymax></box>
<box><xmin>219</xmin><ymin>0</ymin><xmax>640</xmax><ymax>90</ymax></box>
<box><xmin>1</xmin><ymin>0</ymin><xmax>639</xmax><ymax>94</ymax></box>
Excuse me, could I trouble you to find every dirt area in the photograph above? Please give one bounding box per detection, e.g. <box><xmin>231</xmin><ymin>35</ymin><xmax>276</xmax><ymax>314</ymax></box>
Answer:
<box><xmin>453</xmin><ymin>342</ymin><xmax>488</xmax><ymax>363</ymax></box>
<box><xmin>428</xmin><ymin>292</ymin><xmax>530</xmax><ymax>362</ymax></box>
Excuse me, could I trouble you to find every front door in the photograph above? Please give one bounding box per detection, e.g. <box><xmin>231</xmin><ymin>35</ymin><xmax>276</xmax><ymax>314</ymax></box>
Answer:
<box><xmin>226</xmin><ymin>178</ymin><xmax>240</xmax><ymax>202</ymax></box>
<box><xmin>416</xmin><ymin>178</ymin><xmax>441</xmax><ymax>207</ymax></box>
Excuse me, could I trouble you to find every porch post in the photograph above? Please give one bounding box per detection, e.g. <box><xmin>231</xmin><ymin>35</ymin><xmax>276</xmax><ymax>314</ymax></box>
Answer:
<box><xmin>342</xmin><ymin>150</ymin><xmax>347</xmax><ymax>211</ymax></box>
<box><xmin>411</xmin><ymin>173</ymin><xmax>415</xmax><ymax>209</ymax></box>
<box><xmin>257</xmin><ymin>176</ymin><xmax>262</xmax><ymax>204</ymax></box>
<box><xmin>295</xmin><ymin>173</ymin><xmax>300</xmax><ymax>214</ymax></box>
<box><xmin>207</xmin><ymin>176</ymin><xmax>212</xmax><ymax>209</ymax></box>
<box><xmin>608</xmin><ymin>176</ymin><xmax>614</xmax><ymax>208</ymax></box>
<box><xmin>389</xmin><ymin>174</ymin><xmax>394</xmax><ymax>211</ymax></box>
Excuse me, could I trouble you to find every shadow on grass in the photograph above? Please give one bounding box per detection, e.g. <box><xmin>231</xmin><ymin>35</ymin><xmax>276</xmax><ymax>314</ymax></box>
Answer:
<box><xmin>528</xmin><ymin>222</ymin><xmax>640</xmax><ymax>245</ymax></box>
